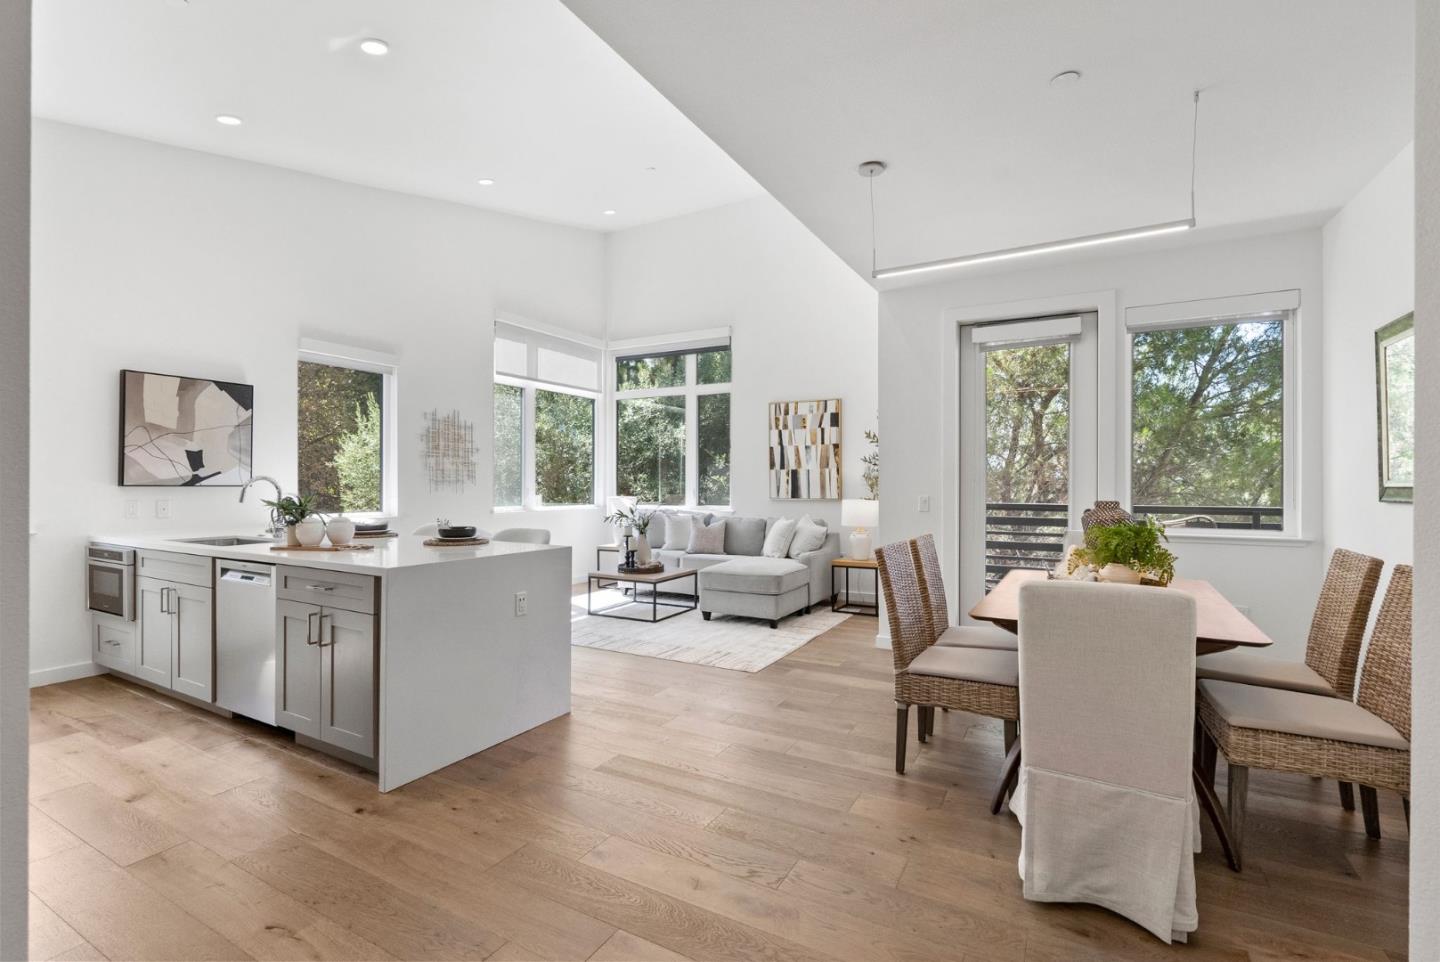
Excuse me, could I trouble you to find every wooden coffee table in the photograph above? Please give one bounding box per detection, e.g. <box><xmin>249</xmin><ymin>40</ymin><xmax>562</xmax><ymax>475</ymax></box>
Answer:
<box><xmin>586</xmin><ymin>567</ymin><xmax>699</xmax><ymax>623</ymax></box>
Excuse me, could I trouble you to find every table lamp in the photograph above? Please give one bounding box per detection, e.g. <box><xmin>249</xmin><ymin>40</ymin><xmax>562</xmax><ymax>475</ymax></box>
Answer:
<box><xmin>841</xmin><ymin>498</ymin><xmax>880</xmax><ymax>560</ymax></box>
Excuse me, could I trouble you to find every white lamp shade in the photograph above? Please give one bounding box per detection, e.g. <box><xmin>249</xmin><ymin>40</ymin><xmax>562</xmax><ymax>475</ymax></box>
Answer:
<box><xmin>842</xmin><ymin>498</ymin><xmax>879</xmax><ymax>528</ymax></box>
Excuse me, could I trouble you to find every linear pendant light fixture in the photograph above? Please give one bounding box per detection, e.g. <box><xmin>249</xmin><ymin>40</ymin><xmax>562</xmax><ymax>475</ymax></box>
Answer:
<box><xmin>865</xmin><ymin>89</ymin><xmax>1203</xmax><ymax>280</ymax></box>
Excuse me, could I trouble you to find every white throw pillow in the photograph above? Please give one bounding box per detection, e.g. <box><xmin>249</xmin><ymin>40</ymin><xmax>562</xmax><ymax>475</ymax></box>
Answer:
<box><xmin>787</xmin><ymin>515</ymin><xmax>828</xmax><ymax>558</ymax></box>
<box><xmin>662</xmin><ymin>513</ymin><xmax>693</xmax><ymax>550</ymax></box>
<box><xmin>762</xmin><ymin>517</ymin><xmax>799</xmax><ymax>558</ymax></box>
<box><xmin>688</xmin><ymin>518</ymin><xmax>726</xmax><ymax>554</ymax></box>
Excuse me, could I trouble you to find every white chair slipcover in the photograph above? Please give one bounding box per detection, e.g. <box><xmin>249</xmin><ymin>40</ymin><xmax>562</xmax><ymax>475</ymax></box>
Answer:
<box><xmin>1013</xmin><ymin>580</ymin><xmax>1200</xmax><ymax>943</ymax></box>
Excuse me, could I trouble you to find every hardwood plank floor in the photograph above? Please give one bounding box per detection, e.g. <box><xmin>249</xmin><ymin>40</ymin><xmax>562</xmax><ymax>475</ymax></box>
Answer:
<box><xmin>27</xmin><ymin>613</ymin><xmax>1408</xmax><ymax>961</ymax></box>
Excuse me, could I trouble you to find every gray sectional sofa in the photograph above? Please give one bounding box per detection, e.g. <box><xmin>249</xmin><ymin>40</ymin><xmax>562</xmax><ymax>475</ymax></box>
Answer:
<box><xmin>642</xmin><ymin>510</ymin><xmax>842</xmax><ymax>626</ymax></box>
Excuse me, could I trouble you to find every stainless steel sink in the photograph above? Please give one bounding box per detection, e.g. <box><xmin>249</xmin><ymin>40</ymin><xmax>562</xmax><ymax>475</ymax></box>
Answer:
<box><xmin>171</xmin><ymin>536</ymin><xmax>274</xmax><ymax>547</ymax></box>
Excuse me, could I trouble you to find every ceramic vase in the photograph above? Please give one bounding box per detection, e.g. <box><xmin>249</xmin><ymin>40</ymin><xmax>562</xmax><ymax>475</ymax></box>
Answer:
<box><xmin>326</xmin><ymin>516</ymin><xmax>356</xmax><ymax>545</ymax></box>
<box><xmin>1099</xmin><ymin>562</ymin><xmax>1142</xmax><ymax>585</ymax></box>
<box><xmin>295</xmin><ymin>516</ymin><xmax>326</xmax><ymax>547</ymax></box>
<box><xmin>635</xmin><ymin>536</ymin><xmax>652</xmax><ymax>565</ymax></box>
<box><xmin>285</xmin><ymin>525</ymin><xmax>301</xmax><ymax>547</ymax></box>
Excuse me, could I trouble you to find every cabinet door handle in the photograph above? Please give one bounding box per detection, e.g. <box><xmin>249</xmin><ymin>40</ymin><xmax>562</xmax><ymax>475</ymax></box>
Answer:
<box><xmin>160</xmin><ymin>587</ymin><xmax>171</xmax><ymax>614</ymax></box>
<box><xmin>305</xmin><ymin>584</ymin><xmax>335</xmax><ymax>592</ymax></box>
<box><xmin>306</xmin><ymin>611</ymin><xmax>320</xmax><ymax>645</ymax></box>
<box><xmin>318</xmin><ymin>613</ymin><xmax>332</xmax><ymax>647</ymax></box>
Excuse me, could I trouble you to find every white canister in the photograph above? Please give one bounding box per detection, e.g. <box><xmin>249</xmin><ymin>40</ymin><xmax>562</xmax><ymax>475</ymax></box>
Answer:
<box><xmin>326</xmin><ymin>516</ymin><xmax>356</xmax><ymax>545</ymax></box>
<box><xmin>295</xmin><ymin>516</ymin><xmax>326</xmax><ymax>546</ymax></box>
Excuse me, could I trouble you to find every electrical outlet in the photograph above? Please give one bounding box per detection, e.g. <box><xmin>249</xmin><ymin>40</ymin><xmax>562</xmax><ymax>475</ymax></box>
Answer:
<box><xmin>155</xmin><ymin>499</ymin><xmax>172</xmax><ymax>520</ymax></box>
<box><xmin>917</xmin><ymin>495</ymin><xmax>931</xmax><ymax>513</ymax></box>
<box><xmin>514</xmin><ymin>591</ymin><xmax>528</xmax><ymax>617</ymax></box>
<box><xmin>124</xmin><ymin>500</ymin><xmax>140</xmax><ymax>520</ymax></box>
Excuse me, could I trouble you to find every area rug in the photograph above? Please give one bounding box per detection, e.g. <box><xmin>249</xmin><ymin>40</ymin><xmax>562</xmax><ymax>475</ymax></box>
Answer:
<box><xmin>570</xmin><ymin>587</ymin><xmax>848</xmax><ymax>672</ymax></box>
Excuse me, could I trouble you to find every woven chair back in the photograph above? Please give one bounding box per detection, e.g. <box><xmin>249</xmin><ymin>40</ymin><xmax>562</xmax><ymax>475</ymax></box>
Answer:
<box><xmin>1305</xmin><ymin>548</ymin><xmax>1383</xmax><ymax>696</ymax></box>
<box><xmin>913</xmin><ymin>533</ymin><xmax>948</xmax><ymax>639</ymax></box>
<box><xmin>875</xmin><ymin>539</ymin><xmax>932</xmax><ymax>672</ymax></box>
<box><xmin>1357</xmin><ymin>565</ymin><xmax>1412</xmax><ymax>742</ymax></box>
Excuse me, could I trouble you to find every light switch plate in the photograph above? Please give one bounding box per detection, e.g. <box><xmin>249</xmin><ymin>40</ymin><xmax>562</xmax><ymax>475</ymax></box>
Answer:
<box><xmin>514</xmin><ymin>591</ymin><xmax>528</xmax><ymax>616</ymax></box>
<box><xmin>917</xmin><ymin>495</ymin><xmax>931</xmax><ymax>513</ymax></box>
<box><xmin>124</xmin><ymin>500</ymin><xmax>139</xmax><ymax>520</ymax></box>
<box><xmin>155</xmin><ymin>499</ymin><xmax>172</xmax><ymax>520</ymax></box>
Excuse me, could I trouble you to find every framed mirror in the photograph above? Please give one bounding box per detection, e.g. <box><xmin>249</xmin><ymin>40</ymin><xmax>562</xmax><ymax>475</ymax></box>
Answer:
<box><xmin>1375</xmin><ymin>312</ymin><xmax>1414</xmax><ymax>503</ymax></box>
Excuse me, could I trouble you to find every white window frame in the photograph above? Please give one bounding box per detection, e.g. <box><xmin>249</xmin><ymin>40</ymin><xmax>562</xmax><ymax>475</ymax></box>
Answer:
<box><xmin>609</xmin><ymin>330</ymin><xmax>732</xmax><ymax>511</ymax></box>
<box><xmin>493</xmin><ymin>317</ymin><xmax>602</xmax><ymax>511</ymax></box>
<box><xmin>1121</xmin><ymin>290</ymin><xmax>1300</xmax><ymax>541</ymax></box>
<box><xmin>297</xmin><ymin>338</ymin><xmax>399</xmax><ymax>520</ymax></box>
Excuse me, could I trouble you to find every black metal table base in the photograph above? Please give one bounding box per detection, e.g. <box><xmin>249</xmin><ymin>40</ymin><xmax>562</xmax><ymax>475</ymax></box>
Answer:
<box><xmin>587</xmin><ymin>572</ymin><xmax>698</xmax><ymax>623</ymax></box>
<box><xmin>832</xmin><ymin>564</ymin><xmax>879</xmax><ymax>616</ymax></box>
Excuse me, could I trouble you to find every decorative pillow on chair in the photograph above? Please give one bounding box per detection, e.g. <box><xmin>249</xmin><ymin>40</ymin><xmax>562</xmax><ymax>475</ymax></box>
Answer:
<box><xmin>688</xmin><ymin>518</ymin><xmax>727</xmax><ymax>554</ymax></box>
<box><xmin>787</xmin><ymin>515</ymin><xmax>828</xmax><ymax>558</ymax></box>
<box><xmin>663</xmin><ymin>514</ymin><xmax>693</xmax><ymax>550</ymax></box>
<box><xmin>762</xmin><ymin>517</ymin><xmax>799</xmax><ymax>558</ymax></box>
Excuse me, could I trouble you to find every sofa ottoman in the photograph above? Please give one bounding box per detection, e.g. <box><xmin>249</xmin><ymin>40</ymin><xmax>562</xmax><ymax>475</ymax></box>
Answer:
<box><xmin>699</xmin><ymin>557</ymin><xmax>811</xmax><ymax>628</ymax></box>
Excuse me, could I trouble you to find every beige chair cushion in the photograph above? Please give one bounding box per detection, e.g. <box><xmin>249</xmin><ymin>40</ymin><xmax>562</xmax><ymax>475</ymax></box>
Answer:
<box><xmin>906</xmin><ymin>646</ymin><xmax>1017</xmax><ymax>687</ymax></box>
<box><xmin>1195</xmin><ymin>650</ymin><xmax>1336</xmax><ymax>696</ymax></box>
<box><xmin>1198</xmin><ymin>680</ymin><xmax>1409</xmax><ymax>751</ymax></box>
<box><xmin>936</xmin><ymin>624</ymin><xmax>1018</xmax><ymax>651</ymax></box>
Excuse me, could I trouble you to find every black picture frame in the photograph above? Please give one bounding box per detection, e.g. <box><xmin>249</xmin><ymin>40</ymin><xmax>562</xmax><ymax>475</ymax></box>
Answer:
<box><xmin>118</xmin><ymin>368</ymin><xmax>254</xmax><ymax>486</ymax></box>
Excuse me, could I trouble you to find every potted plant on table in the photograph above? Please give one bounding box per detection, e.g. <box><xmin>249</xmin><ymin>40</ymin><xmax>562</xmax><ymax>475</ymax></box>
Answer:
<box><xmin>263</xmin><ymin>494</ymin><xmax>320</xmax><ymax>547</ymax></box>
<box><xmin>1069</xmin><ymin>518</ymin><xmax>1177</xmax><ymax>586</ymax></box>
<box><xmin>602</xmin><ymin>503</ymin><xmax>655</xmax><ymax>565</ymax></box>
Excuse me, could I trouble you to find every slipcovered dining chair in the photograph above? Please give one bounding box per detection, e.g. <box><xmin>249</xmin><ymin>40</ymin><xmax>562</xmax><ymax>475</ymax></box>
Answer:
<box><xmin>876</xmin><ymin>540</ymin><xmax>1018</xmax><ymax>803</ymax></box>
<box><xmin>1197</xmin><ymin>564</ymin><xmax>1412</xmax><ymax>867</ymax></box>
<box><xmin>492</xmin><ymin>527</ymin><xmax>551</xmax><ymax>544</ymax></box>
<box><xmin>913</xmin><ymin>534</ymin><xmax>1018</xmax><ymax>651</ymax></box>
<box><xmin>1014</xmin><ymin>579</ymin><xmax>1200</xmax><ymax>943</ymax></box>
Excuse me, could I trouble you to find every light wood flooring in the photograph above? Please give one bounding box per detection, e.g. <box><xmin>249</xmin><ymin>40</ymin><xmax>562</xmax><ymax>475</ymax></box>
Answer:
<box><xmin>28</xmin><ymin>613</ymin><xmax>1409</xmax><ymax>961</ymax></box>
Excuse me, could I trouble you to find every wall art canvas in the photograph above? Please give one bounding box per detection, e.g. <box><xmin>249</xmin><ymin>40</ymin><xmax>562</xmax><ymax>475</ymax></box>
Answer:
<box><xmin>1375</xmin><ymin>312</ymin><xmax>1414</xmax><ymax>503</ymax></box>
<box><xmin>421</xmin><ymin>408</ymin><xmax>478</xmax><ymax>492</ymax></box>
<box><xmin>119</xmin><ymin>369</ymin><xmax>253</xmax><ymax>486</ymax></box>
<box><xmin>769</xmin><ymin>399</ymin><xmax>841</xmax><ymax>500</ymax></box>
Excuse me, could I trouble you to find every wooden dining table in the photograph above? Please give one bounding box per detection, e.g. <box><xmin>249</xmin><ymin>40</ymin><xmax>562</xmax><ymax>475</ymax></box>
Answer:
<box><xmin>969</xmin><ymin>569</ymin><xmax>1274</xmax><ymax>656</ymax></box>
<box><xmin>967</xmin><ymin>568</ymin><xmax>1273</xmax><ymax>871</ymax></box>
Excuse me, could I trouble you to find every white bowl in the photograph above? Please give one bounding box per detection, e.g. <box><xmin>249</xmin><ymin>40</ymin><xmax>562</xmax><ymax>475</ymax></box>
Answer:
<box><xmin>326</xmin><ymin>518</ymin><xmax>356</xmax><ymax>545</ymax></box>
<box><xmin>295</xmin><ymin>517</ymin><xmax>326</xmax><ymax>546</ymax></box>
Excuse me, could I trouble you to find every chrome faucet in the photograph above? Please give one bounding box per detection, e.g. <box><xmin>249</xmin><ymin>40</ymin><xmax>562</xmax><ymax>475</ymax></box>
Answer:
<box><xmin>240</xmin><ymin>475</ymin><xmax>286</xmax><ymax>538</ymax></box>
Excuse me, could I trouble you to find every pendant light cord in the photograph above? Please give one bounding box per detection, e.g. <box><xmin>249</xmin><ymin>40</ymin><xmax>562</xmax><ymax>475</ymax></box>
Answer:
<box><xmin>1190</xmin><ymin>88</ymin><xmax>1201</xmax><ymax>222</ymax></box>
<box><xmin>868</xmin><ymin>170</ymin><xmax>878</xmax><ymax>276</ymax></box>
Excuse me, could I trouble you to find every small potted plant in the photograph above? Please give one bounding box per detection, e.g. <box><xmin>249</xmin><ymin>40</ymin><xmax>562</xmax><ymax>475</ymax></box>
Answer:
<box><xmin>603</xmin><ymin>504</ymin><xmax>655</xmax><ymax>565</ymax></box>
<box><xmin>1069</xmin><ymin>518</ymin><xmax>1177</xmax><ymax>586</ymax></box>
<box><xmin>263</xmin><ymin>494</ymin><xmax>319</xmax><ymax>547</ymax></box>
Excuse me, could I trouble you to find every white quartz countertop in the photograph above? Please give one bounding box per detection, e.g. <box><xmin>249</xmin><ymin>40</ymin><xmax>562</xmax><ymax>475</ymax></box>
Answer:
<box><xmin>92</xmin><ymin>531</ymin><xmax>566</xmax><ymax>575</ymax></box>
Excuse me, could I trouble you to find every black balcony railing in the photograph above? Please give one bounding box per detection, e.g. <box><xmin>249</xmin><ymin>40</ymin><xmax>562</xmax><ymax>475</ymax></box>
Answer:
<box><xmin>983</xmin><ymin>501</ymin><xmax>1284</xmax><ymax>590</ymax></box>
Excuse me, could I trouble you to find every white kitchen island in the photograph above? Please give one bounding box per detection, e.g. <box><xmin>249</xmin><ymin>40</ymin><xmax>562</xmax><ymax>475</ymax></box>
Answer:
<box><xmin>91</xmin><ymin>533</ymin><xmax>572</xmax><ymax>791</ymax></box>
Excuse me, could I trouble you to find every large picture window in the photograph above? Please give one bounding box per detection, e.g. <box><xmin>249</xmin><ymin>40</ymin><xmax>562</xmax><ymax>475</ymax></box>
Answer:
<box><xmin>1130</xmin><ymin>313</ymin><xmax>1287</xmax><ymax>531</ymax></box>
<box><xmin>297</xmin><ymin>351</ymin><xmax>395</xmax><ymax>516</ymax></box>
<box><xmin>614</xmin><ymin>344</ymin><xmax>731</xmax><ymax>508</ymax></box>
<box><xmin>493</xmin><ymin>320</ymin><xmax>600</xmax><ymax>509</ymax></box>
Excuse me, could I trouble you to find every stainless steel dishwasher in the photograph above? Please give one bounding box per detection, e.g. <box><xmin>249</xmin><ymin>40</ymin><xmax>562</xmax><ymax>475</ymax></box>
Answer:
<box><xmin>216</xmin><ymin>559</ymin><xmax>277</xmax><ymax>725</ymax></box>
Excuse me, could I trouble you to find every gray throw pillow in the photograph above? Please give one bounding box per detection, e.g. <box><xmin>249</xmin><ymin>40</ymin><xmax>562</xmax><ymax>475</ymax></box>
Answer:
<box><xmin>688</xmin><ymin>518</ymin><xmax>727</xmax><ymax>554</ymax></box>
<box><xmin>724</xmin><ymin>516</ymin><xmax>767</xmax><ymax>556</ymax></box>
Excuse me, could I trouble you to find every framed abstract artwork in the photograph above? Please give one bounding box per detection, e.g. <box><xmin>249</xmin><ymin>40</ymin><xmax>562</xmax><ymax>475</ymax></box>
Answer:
<box><xmin>119</xmin><ymin>369</ymin><xmax>254</xmax><ymax>486</ymax></box>
<box><xmin>1375</xmin><ymin>312</ymin><xmax>1414</xmax><ymax>503</ymax></box>
<box><xmin>769</xmin><ymin>398</ymin><xmax>841</xmax><ymax>500</ymax></box>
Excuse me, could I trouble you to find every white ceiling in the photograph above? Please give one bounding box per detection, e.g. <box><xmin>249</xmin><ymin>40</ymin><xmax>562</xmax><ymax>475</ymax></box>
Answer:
<box><xmin>32</xmin><ymin>0</ymin><xmax>762</xmax><ymax>231</ymax></box>
<box><xmin>561</xmin><ymin>0</ymin><xmax>1415</xmax><ymax>283</ymax></box>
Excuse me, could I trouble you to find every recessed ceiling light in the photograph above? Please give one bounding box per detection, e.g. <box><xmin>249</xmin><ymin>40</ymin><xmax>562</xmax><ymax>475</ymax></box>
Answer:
<box><xmin>476</xmin><ymin>178</ymin><xmax>495</xmax><ymax>186</ymax></box>
<box><xmin>603</xmin><ymin>210</ymin><xmax>617</xmax><ymax>216</ymax></box>
<box><xmin>1049</xmin><ymin>69</ymin><xmax>1083</xmax><ymax>87</ymax></box>
<box><xmin>215</xmin><ymin>114</ymin><xmax>243</xmax><ymax>126</ymax></box>
<box><xmin>359</xmin><ymin>38</ymin><xmax>389</xmax><ymax>56</ymax></box>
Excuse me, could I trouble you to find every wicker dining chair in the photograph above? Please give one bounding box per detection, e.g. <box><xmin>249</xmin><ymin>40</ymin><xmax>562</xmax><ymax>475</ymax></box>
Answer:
<box><xmin>1196</xmin><ymin>564</ymin><xmax>1411</xmax><ymax>868</ymax></box>
<box><xmin>913</xmin><ymin>533</ymin><xmax>1018</xmax><ymax>652</ymax></box>
<box><xmin>876</xmin><ymin>540</ymin><xmax>1019</xmax><ymax>805</ymax></box>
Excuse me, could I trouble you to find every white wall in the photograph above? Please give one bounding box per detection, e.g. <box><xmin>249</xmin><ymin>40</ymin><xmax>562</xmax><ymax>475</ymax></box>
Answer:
<box><xmin>879</xmin><ymin>229</ymin><xmax>1326</xmax><ymax>659</ymax></box>
<box><xmin>0</xmin><ymin>1</ymin><xmax>30</xmax><ymax>953</ymax></box>
<box><xmin>1321</xmin><ymin>144</ymin><xmax>1415</xmax><ymax>582</ymax></box>
<box><xmin>606</xmin><ymin>196</ymin><xmax>880</xmax><ymax>530</ymax></box>
<box><xmin>30</xmin><ymin>122</ymin><xmax>611</xmax><ymax>683</ymax></box>
<box><xmin>1411</xmin><ymin>0</ymin><xmax>1438</xmax><ymax>953</ymax></box>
